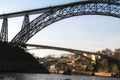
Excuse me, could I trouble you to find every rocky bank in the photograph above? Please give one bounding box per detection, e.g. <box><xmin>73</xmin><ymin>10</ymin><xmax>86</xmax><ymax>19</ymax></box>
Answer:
<box><xmin>0</xmin><ymin>41</ymin><xmax>49</xmax><ymax>73</ymax></box>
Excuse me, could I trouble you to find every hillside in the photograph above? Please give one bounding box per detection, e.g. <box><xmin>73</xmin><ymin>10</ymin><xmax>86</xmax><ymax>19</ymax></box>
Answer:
<box><xmin>0</xmin><ymin>41</ymin><xmax>49</xmax><ymax>73</ymax></box>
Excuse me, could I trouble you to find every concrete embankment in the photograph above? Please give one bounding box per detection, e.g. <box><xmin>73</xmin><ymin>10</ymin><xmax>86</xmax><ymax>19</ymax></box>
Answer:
<box><xmin>72</xmin><ymin>71</ymin><xmax>112</xmax><ymax>77</ymax></box>
<box><xmin>94</xmin><ymin>72</ymin><xmax>112</xmax><ymax>77</ymax></box>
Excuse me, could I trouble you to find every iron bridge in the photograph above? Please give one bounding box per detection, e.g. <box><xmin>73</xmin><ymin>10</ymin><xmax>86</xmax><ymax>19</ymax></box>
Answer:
<box><xmin>0</xmin><ymin>0</ymin><xmax>119</xmax><ymax>44</ymax></box>
<box><xmin>0</xmin><ymin>0</ymin><xmax>119</xmax><ymax>60</ymax></box>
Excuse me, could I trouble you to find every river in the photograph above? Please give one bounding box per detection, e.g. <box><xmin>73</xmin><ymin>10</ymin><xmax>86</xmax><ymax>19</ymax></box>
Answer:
<box><xmin>0</xmin><ymin>73</ymin><xmax>119</xmax><ymax>80</ymax></box>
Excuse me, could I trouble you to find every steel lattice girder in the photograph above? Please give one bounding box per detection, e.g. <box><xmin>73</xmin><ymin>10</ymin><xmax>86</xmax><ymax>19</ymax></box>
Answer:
<box><xmin>21</xmin><ymin>14</ymin><xmax>30</xmax><ymax>29</ymax></box>
<box><xmin>0</xmin><ymin>17</ymin><xmax>8</xmax><ymax>42</ymax></box>
<box><xmin>10</xmin><ymin>1</ymin><xmax>120</xmax><ymax>45</ymax></box>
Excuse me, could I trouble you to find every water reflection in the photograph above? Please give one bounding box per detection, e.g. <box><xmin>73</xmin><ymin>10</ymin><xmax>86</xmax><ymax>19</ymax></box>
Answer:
<box><xmin>0</xmin><ymin>73</ymin><xmax>26</xmax><ymax>80</ymax></box>
<box><xmin>63</xmin><ymin>78</ymin><xmax>71</xmax><ymax>80</ymax></box>
<box><xmin>0</xmin><ymin>73</ymin><xmax>119</xmax><ymax>80</ymax></box>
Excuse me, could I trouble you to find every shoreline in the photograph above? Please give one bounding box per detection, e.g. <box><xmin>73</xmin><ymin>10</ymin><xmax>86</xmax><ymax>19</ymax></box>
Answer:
<box><xmin>0</xmin><ymin>72</ymin><xmax>119</xmax><ymax>78</ymax></box>
<box><xmin>55</xmin><ymin>71</ymin><xmax>120</xmax><ymax>78</ymax></box>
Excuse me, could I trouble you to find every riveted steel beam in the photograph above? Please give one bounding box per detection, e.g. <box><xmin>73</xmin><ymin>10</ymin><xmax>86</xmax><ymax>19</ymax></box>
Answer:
<box><xmin>0</xmin><ymin>16</ymin><xmax>8</xmax><ymax>42</ymax></box>
<box><xmin>22</xmin><ymin>14</ymin><xmax>30</xmax><ymax>29</ymax></box>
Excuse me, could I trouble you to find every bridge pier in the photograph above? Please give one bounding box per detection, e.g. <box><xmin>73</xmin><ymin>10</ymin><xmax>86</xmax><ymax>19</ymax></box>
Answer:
<box><xmin>20</xmin><ymin>14</ymin><xmax>30</xmax><ymax>44</ymax></box>
<box><xmin>0</xmin><ymin>14</ymin><xmax>30</xmax><ymax>43</ymax></box>
<box><xmin>21</xmin><ymin>14</ymin><xmax>30</xmax><ymax>29</ymax></box>
<box><xmin>0</xmin><ymin>16</ymin><xmax>8</xmax><ymax>42</ymax></box>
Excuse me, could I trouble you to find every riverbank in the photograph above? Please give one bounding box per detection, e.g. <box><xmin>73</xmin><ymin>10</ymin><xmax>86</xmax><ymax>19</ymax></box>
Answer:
<box><xmin>56</xmin><ymin>70</ymin><xmax>112</xmax><ymax>77</ymax></box>
<box><xmin>61</xmin><ymin>71</ymin><xmax>120</xmax><ymax>78</ymax></box>
<box><xmin>74</xmin><ymin>71</ymin><xmax>120</xmax><ymax>78</ymax></box>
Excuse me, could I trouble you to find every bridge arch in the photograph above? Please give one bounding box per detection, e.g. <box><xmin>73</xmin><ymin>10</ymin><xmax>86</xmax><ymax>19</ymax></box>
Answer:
<box><xmin>11</xmin><ymin>1</ymin><xmax>120</xmax><ymax>44</ymax></box>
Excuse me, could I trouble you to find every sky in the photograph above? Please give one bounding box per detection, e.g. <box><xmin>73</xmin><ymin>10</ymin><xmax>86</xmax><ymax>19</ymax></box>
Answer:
<box><xmin>0</xmin><ymin>0</ymin><xmax>120</xmax><ymax>57</ymax></box>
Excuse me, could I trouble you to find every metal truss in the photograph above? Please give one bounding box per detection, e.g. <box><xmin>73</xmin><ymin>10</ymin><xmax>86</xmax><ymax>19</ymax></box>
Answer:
<box><xmin>0</xmin><ymin>16</ymin><xmax>8</xmax><ymax>42</ymax></box>
<box><xmin>9</xmin><ymin>1</ymin><xmax>120</xmax><ymax>45</ymax></box>
<box><xmin>21</xmin><ymin>14</ymin><xmax>30</xmax><ymax>29</ymax></box>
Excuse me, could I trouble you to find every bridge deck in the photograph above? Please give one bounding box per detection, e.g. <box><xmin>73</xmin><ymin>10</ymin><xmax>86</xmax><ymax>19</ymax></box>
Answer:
<box><xmin>26</xmin><ymin>44</ymin><xmax>100</xmax><ymax>55</ymax></box>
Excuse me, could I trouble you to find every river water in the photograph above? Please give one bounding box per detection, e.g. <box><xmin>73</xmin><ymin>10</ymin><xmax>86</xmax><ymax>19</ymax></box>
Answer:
<box><xmin>0</xmin><ymin>73</ymin><xmax>119</xmax><ymax>80</ymax></box>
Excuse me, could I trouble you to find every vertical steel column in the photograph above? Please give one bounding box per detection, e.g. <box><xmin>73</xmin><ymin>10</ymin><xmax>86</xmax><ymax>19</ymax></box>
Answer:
<box><xmin>21</xmin><ymin>13</ymin><xmax>30</xmax><ymax>44</ymax></box>
<box><xmin>0</xmin><ymin>16</ymin><xmax>8</xmax><ymax>42</ymax></box>
<box><xmin>21</xmin><ymin>14</ymin><xmax>30</xmax><ymax>29</ymax></box>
